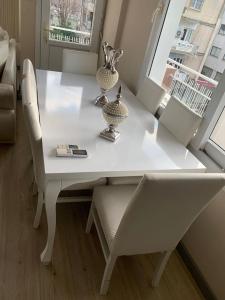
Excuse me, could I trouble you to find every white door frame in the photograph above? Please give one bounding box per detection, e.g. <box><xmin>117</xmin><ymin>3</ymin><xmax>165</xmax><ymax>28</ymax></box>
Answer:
<box><xmin>35</xmin><ymin>0</ymin><xmax>106</xmax><ymax>69</ymax></box>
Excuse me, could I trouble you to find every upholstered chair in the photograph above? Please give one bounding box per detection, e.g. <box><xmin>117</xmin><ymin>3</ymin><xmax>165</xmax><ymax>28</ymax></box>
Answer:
<box><xmin>137</xmin><ymin>76</ymin><xmax>167</xmax><ymax>115</ymax></box>
<box><xmin>0</xmin><ymin>39</ymin><xmax>17</xmax><ymax>143</ymax></box>
<box><xmin>86</xmin><ymin>173</ymin><xmax>225</xmax><ymax>294</ymax></box>
<box><xmin>108</xmin><ymin>77</ymin><xmax>167</xmax><ymax>186</ymax></box>
<box><xmin>22</xmin><ymin>59</ymin><xmax>106</xmax><ymax>229</ymax></box>
<box><xmin>62</xmin><ymin>49</ymin><xmax>98</xmax><ymax>75</ymax></box>
<box><xmin>159</xmin><ymin>96</ymin><xmax>202</xmax><ymax>146</ymax></box>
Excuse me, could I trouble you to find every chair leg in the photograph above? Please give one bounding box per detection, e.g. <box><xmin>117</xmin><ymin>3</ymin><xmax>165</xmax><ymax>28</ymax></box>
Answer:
<box><xmin>33</xmin><ymin>190</ymin><xmax>44</xmax><ymax>229</ymax></box>
<box><xmin>152</xmin><ymin>251</ymin><xmax>172</xmax><ymax>287</ymax></box>
<box><xmin>86</xmin><ymin>203</ymin><xmax>94</xmax><ymax>233</ymax></box>
<box><xmin>100</xmin><ymin>255</ymin><xmax>117</xmax><ymax>295</ymax></box>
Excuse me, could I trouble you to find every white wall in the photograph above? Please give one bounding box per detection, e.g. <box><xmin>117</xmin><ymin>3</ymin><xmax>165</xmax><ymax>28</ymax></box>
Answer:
<box><xmin>116</xmin><ymin>0</ymin><xmax>159</xmax><ymax>93</ymax></box>
<box><xmin>183</xmin><ymin>188</ymin><xmax>225</xmax><ymax>300</ymax></box>
<box><xmin>20</xmin><ymin>0</ymin><xmax>36</xmax><ymax>65</ymax></box>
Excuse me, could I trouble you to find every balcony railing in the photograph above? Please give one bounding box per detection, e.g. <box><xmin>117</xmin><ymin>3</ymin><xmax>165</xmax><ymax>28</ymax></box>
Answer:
<box><xmin>163</xmin><ymin>58</ymin><xmax>218</xmax><ymax>116</ymax></box>
<box><xmin>172</xmin><ymin>38</ymin><xmax>198</xmax><ymax>55</ymax></box>
<box><xmin>49</xmin><ymin>26</ymin><xmax>91</xmax><ymax>45</ymax></box>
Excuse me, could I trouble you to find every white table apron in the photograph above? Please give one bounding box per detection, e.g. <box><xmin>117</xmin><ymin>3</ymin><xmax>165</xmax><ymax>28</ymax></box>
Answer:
<box><xmin>36</xmin><ymin>70</ymin><xmax>206</xmax><ymax>264</ymax></box>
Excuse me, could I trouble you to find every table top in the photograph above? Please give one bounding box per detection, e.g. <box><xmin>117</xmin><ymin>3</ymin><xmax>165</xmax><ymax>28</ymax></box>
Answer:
<box><xmin>36</xmin><ymin>69</ymin><xmax>206</xmax><ymax>180</ymax></box>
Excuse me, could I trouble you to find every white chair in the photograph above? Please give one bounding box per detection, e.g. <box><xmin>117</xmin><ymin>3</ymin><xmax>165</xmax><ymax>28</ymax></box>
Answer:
<box><xmin>108</xmin><ymin>77</ymin><xmax>167</xmax><ymax>186</ymax></box>
<box><xmin>22</xmin><ymin>59</ymin><xmax>106</xmax><ymax>229</ymax></box>
<box><xmin>159</xmin><ymin>96</ymin><xmax>202</xmax><ymax>147</ymax></box>
<box><xmin>137</xmin><ymin>77</ymin><xmax>167</xmax><ymax>115</ymax></box>
<box><xmin>22</xmin><ymin>59</ymin><xmax>39</xmax><ymax>119</ymax></box>
<box><xmin>62</xmin><ymin>49</ymin><xmax>98</xmax><ymax>75</ymax></box>
<box><xmin>86</xmin><ymin>173</ymin><xmax>225</xmax><ymax>295</ymax></box>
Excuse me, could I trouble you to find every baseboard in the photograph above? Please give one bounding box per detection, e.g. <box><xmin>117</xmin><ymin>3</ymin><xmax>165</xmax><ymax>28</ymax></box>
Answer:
<box><xmin>177</xmin><ymin>243</ymin><xmax>217</xmax><ymax>300</ymax></box>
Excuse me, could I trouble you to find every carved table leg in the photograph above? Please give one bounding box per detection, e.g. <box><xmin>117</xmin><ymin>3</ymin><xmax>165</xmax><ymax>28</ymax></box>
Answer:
<box><xmin>40</xmin><ymin>180</ymin><xmax>61</xmax><ymax>265</ymax></box>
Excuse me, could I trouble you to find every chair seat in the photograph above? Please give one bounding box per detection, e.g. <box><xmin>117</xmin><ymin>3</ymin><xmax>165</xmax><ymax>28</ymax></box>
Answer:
<box><xmin>65</xmin><ymin>177</ymin><xmax>107</xmax><ymax>191</ymax></box>
<box><xmin>94</xmin><ymin>185</ymin><xmax>137</xmax><ymax>248</ymax></box>
<box><xmin>108</xmin><ymin>176</ymin><xmax>141</xmax><ymax>185</ymax></box>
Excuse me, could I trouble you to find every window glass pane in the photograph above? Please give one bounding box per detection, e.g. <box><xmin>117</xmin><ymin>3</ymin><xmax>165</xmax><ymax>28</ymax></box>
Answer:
<box><xmin>210</xmin><ymin>107</ymin><xmax>225</xmax><ymax>151</ymax></box>
<box><xmin>201</xmin><ymin>65</ymin><xmax>213</xmax><ymax>77</ymax></box>
<box><xmin>219</xmin><ymin>24</ymin><xmax>225</xmax><ymax>35</ymax></box>
<box><xmin>191</xmin><ymin>0</ymin><xmax>204</xmax><ymax>10</ymax></box>
<box><xmin>49</xmin><ymin>0</ymin><xmax>96</xmax><ymax>45</ymax></box>
<box><xmin>210</xmin><ymin>46</ymin><xmax>221</xmax><ymax>58</ymax></box>
<box><xmin>214</xmin><ymin>71</ymin><xmax>222</xmax><ymax>82</ymax></box>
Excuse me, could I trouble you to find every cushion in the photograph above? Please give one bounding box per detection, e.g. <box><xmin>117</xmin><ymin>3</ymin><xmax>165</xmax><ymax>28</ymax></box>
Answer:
<box><xmin>93</xmin><ymin>185</ymin><xmax>137</xmax><ymax>248</ymax></box>
<box><xmin>0</xmin><ymin>28</ymin><xmax>9</xmax><ymax>77</ymax></box>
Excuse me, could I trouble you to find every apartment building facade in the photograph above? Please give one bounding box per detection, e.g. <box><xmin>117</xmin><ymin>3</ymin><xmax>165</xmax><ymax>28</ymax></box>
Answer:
<box><xmin>170</xmin><ymin>0</ymin><xmax>224</xmax><ymax>73</ymax></box>
<box><xmin>201</xmin><ymin>11</ymin><xmax>225</xmax><ymax>81</ymax></box>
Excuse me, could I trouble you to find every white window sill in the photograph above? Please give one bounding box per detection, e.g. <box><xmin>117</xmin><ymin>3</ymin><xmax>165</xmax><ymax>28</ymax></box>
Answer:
<box><xmin>188</xmin><ymin>145</ymin><xmax>224</xmax><ymax>173</ymax></box>
<box><xmin>189</xmin><ymin>7</ymin><xmax>202</xmax><ymax>12</ymax></box>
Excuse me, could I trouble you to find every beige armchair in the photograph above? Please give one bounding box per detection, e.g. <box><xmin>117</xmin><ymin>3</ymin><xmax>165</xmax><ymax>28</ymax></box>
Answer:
<box><xmin>0</xmin><ymin>39</ymin><xmax>17</xmax><ymax>143</ymax></box>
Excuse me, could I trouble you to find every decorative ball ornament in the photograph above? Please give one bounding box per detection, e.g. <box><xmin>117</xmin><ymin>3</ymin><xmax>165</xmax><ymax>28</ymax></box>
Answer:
<box><xmin>96</xmin><ymin>67</ymin><xmax>119</xmax><ymax>90</ymax></box>
<box><xmin>100</xmin><ymin>86</ymin><xmax>128</xmax><ymax>142</ymax></box>
<box><xmin>95</xmin><ymin>41</ymin><xmax>123</xmax><ymax>107</ymax></box>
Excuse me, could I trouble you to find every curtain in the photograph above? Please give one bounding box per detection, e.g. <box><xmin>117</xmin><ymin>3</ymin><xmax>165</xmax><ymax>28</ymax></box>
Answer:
<box><xmin>0</xmin><ymin>0</ymin><xmax>20</xmax><ymax>40</ymax></box>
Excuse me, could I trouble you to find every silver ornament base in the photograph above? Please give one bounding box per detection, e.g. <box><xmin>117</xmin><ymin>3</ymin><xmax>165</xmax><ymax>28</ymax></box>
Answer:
<box><xmin>100</xmin><ymin>127</ymin><xmax>120</xmax><ymax>142</ymax></box>
<box><xmin>95</xmin><ymin>94</ymin><xmax>109</xmax><ymax>107</ymax></box>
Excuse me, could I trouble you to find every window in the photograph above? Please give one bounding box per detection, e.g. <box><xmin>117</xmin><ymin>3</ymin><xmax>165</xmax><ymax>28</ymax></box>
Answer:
<box><xmin>204</xmin><ymin>105</ymin><xmax>225</xmax><ymax>169</ymax></box>
<box><xmin>201</xmin><ymin>65</ymin><xmax>213</xmax><ymax>78</ymax></box>
<box><xmin>49</xmin><ymin>0</ymin><xmax>97</xmax><ymax>46</ymax></box>
<box><xmin>191</xmin><ymin>0</ymin><xmax>204</xmax><ymax>10</ymax></box>
<box><xmin>219</xmin><ymin>24</ymin><xmax>225</xmax><ymax>35</ymax></box>
<box><xmin>181</xmin><ymin>28</ymin><xmax>193</xmax><ymax>42</ymax></box>
<box><xmin>210</xmin><ymin>107</ymin><xmax>225</xmax><ymax>152</ymax></box>
<box><xmin>214</xmin><ymin>72</ymin><xmax>223</xmax><ymax>82</ymax></box>
<box><xmin>210</xmin><ymin>46</ymin><xmax>222</xmax><ymax>58</ymax></box>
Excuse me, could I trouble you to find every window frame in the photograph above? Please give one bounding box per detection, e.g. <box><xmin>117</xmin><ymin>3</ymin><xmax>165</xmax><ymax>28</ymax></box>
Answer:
<box><xmin>201</xmin><ymin>65</ymin><xmax>213</xmax><ymax>78</ymax></box>
<box><xmin>219</xmin><ymin>24</ymin><xmax>225</xmax><ymax>35</ymax></box>
<box><xmin>191</xmin><ymin>70</ymin><xmax>225</xmax><ymax>169</ymax></box>
<box><xmin>210</xmin><ymin>46</ymin><xmax>222</xmax><ymax>58</ymax></box>
<box><xmin>190</xmin><ymin>0</ymin><xmax>204</xmax><ymax>11</ymax></box>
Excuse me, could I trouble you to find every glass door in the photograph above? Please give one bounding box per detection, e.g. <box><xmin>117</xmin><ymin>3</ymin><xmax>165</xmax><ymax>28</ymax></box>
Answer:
<box><xmin>39</xmin><ymin>0</ymin><xmax>106</xmax><ymax>70</ymax></box>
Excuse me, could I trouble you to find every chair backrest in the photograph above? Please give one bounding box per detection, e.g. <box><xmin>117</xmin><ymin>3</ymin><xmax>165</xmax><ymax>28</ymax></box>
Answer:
<box><xmin>137</xmin><ymin>77</ymin><xmax>167</xmax><ymax>115</ymax></box>
<box><xmin>112</xmin><ymin>173</ymin><xmax>225</xmax><ymax>256</ymax></box>
<box><xmin>159</xmin><ymin>96</ymin><xmax>202</xmax><ymax>146</ymax></box>
<box><xmin>22</xmin><ymin>59</ymin><xmax>39</xmax><ymax>119</ymax></box>
<box><xmin>23</xmin><ymin>102</ymin><xmax>45</xmax><ymax>191</ymax></box>
<box><xmin>22</xmin><ymin>59</ymin><xmax>45</xmax><ymax>190</ymax></box>
<box><xmin>62</xmin><ymin>49</ymin><xmax>98</xmax><ymax>75</ymax></box>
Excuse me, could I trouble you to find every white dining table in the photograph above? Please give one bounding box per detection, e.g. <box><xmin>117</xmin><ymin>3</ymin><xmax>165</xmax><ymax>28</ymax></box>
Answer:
<box><xmin>36</xmin><ymin>69</ymin><xmax>206</xmax><ymax>264</ymax></box>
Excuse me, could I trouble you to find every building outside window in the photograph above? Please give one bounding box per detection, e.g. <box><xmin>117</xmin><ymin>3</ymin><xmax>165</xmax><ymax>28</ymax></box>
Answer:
<box><xmin>191</xmin><ymin>0</ymin><xmax>204</xmax><ymax>10</ymax></box>
<box><xmin>210</xmin><ymin>46</ymin><xmax>222</xmax><ymax>58</ymax></box>
<box><xmin>201</xmin><ymin>65</ymin><xmax>213</xmax><ymax>78</ymax></box>
<box><xmin>219</xmin><ymin>24</ymin><xmax>225</xmax><ymax>35</ymax></box>
<box><xmin>147</xmin><ymin>0</ymin><xmax>225</xmax><ymax>169</ymax></box>
<box><xmin>181</xmin><ymin>28</ymin><xmax>194</xmax><ymax>42</ymax></box>
<box><xmin>214</xmin><ymin>71</ymin><xmax>223</xmax><ymax>82</ymax></box>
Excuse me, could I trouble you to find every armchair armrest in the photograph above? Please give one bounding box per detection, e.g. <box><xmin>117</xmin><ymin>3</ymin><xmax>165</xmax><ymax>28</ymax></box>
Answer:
<box><xmin>1</xmin><ymin>39</ymin><xmax>16</xmax><ymax>89</ymax></box>
<box><xmin>0</xmin><ymin>83</ymin><xmax>15</xmax><ymax>109</ymax></box>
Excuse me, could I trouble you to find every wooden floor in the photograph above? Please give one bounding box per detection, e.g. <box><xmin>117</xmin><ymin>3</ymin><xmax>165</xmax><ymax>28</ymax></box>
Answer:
<box><xmin>0</xmin><ymin>102</ymin><xmax>205</xmax><ymax>300</ymax></box>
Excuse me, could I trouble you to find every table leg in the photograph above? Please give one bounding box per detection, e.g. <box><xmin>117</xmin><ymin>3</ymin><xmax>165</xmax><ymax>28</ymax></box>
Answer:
<box><xmin>40</xmin><ymin>180</ymin><xmax>61</xmax><ymax>265</ymax></box>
